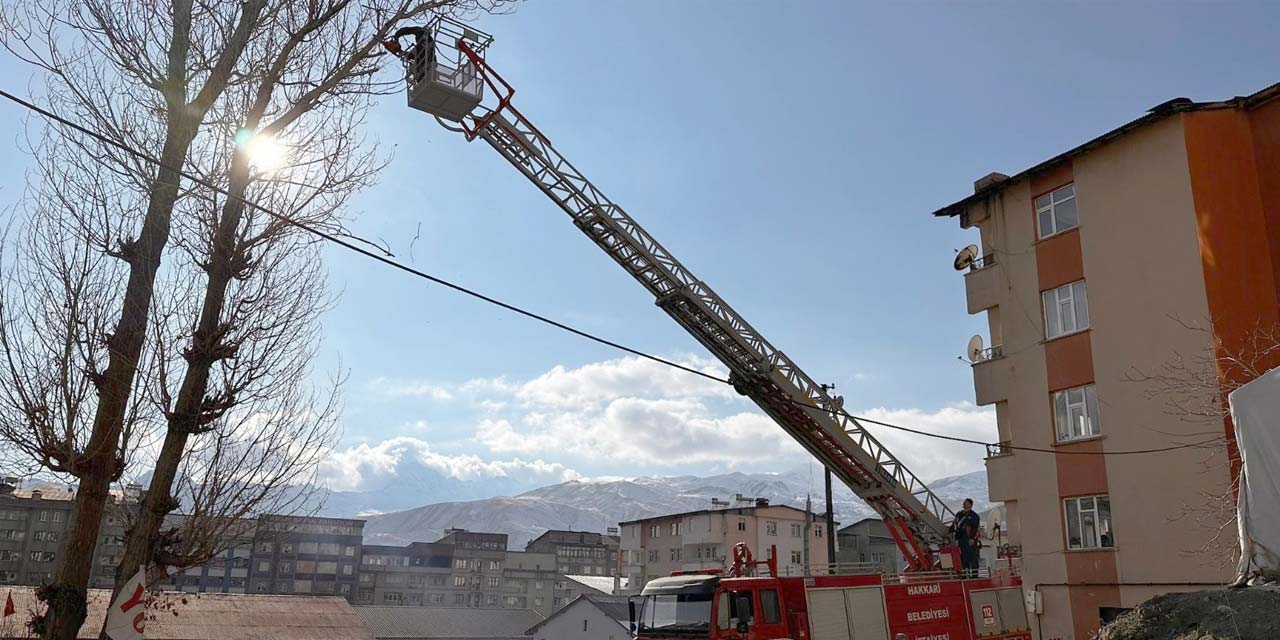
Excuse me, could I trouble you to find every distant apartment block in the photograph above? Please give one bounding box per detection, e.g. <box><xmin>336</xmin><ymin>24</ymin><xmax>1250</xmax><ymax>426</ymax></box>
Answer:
<box><xmin>0</xmin><ymin>479</ymin><xmax>616</xmax><ymax>621</ymax></box>
<box><xmin>524</xmin><ymin>529</ymin><xmax>620</xmax><ymax>577</ymax></box>
<box><xmin>0</xmin><ymin>480</ymin><xmax>128</xmax><ymax>590</ymax></box>
<box><xmin>933</xmin><ymin>81</ymin><xmax>1280</xmax><ymax>639</ymax></box>
<box><xmin>352</xmin><ymin>529</ymin><xmax>561</xmax><ymax>617</ymax></box>
<box><xmin>618</xmin><ymin>500</ymin><xmax>832</xmax><ymax>591</ymax></box>
<box><xmin>835</xmin><ymin>518</ymin><xmax>903</xmax><ymax>575</ymax></box>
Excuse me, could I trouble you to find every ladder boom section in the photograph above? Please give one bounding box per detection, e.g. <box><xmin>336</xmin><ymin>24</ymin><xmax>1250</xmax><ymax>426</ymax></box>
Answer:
<box><xmin>472</xmin><ymin>107</ymin><xmax>954</xmax><ymax>567</ymax></box>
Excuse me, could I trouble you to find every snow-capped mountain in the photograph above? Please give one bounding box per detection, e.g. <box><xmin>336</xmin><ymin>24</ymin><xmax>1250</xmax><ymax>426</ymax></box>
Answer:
<box><xmin>346</xmin><ymin>469</ymin><xmax>990</xmax><ymax>548</ymax></box>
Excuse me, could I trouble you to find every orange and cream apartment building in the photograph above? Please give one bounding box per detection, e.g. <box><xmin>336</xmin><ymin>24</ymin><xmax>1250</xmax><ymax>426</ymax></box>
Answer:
<box><xmin>933</xmin><ymin>81</ymin><xmax>1280</xmax><ymax>640</ymax></box>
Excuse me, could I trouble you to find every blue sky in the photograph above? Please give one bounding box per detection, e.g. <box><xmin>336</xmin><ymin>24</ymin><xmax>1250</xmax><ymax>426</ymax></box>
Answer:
<box><xmin>1</xmin><ymin>1</ymin><xmax>1278</xmax><ymax>494</ymax></box>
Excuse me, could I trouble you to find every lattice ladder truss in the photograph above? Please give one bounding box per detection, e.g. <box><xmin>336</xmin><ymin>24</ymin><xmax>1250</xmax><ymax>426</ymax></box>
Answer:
<box><xmin>438</xmin><ymin>38</ymin><xmax>956</xmax><ymax>572</ymax></box>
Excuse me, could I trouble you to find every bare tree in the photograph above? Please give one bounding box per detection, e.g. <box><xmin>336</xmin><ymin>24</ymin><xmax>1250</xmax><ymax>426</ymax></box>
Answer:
<box><xmin>0</xmin><ymin>1</ymin><xmax>512</xmax><ymax>637</ymax></box>
<box><xmin>1127</xmin><ymin>318</ymin><xmax>1280</xmax><ymax>568</ymax></box>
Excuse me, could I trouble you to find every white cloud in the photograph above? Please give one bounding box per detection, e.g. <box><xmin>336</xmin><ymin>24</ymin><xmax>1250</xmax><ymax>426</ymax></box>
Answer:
<box><xmin>319</xmin><ymin>436</ymin><xmax>581</xmax><ymax>492</ymax></box>
<box><xmin>514</xmin><ymin>355</ymin><xmax>736</xmax><ymax>407</ymax></box>
<box><xmin>368</xmin><ymin>356</ymin><xmax>995</xmax><ymax>480</ymax></box>
<box><xmin>367</xmin><ymin>377</ymin><xmax>455</xmax><ymax>401</ymax></box>
<box><xmin>462</xmin><ymin>356</ymin><xmax>995</xmax><ymax>478</ymax></box>
<box><xmin>854</xmin><ymin>403</ymin><xmax>996</xmax><ymax>481</ymax></box>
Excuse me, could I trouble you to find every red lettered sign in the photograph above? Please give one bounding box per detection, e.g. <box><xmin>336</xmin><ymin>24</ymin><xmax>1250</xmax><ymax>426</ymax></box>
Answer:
<box><xmin>883</xmin><ymin>581</ymin><xmax>970</xmax><ymax>640</ymax></box>
<box><xmin>981</xmin><ymin>603</ymin><xmax>995</xmax><ymax>625</ymax></box>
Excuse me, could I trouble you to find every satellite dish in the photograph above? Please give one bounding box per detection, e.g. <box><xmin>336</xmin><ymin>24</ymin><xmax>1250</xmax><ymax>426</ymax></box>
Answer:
<box><xmin>967</xmin><ymin>335</ymin><xmax>986</xmax><ymax>363</ymax></box>
<box><xmin>953</xmin><ymin>244</ymin><xmax>980</xmax><ymax>271</ymax></box>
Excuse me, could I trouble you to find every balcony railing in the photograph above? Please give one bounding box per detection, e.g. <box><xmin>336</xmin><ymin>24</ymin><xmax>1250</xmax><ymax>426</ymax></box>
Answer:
<box><xmin>985</xmin><ymin>440</ymin><xmax>1013</xmax><ymax>458</ymax></box>
<box><xmin>967</xmin><ymin>252</ymin><xmax>997</xmax><ymax>272</ymax></box>
<box><xmin>971</xmin><ymin>345</ymin><xmax>1004</xmax><ymax>364</ymax></box>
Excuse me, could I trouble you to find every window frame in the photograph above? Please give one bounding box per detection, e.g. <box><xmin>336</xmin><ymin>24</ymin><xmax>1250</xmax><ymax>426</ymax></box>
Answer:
<box><xmin>1042</xmin><ymin>280</ymin><xmax>1090</xmax><ymax>340</ymax></box>
<box><xmin>1064</xmin><ymin>495</ymin><xmax>1114</xmax><ymax>550</ymax></box>
<box><xmin>1053</xmin><ymin>384</ymin><xmax>1101</xmax><ymax>442</ymax></box>
<box><xmin>1035</xmin><ymin>183</ymin><xmax>1079</xmax><ymax>239</ymax></box>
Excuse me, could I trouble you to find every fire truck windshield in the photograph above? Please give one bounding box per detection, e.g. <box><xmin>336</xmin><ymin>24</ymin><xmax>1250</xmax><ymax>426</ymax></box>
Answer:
<box><xmin>637</xmin><ymin>593</ymin><xmax>712</xmax><ymax>637</ymax></box>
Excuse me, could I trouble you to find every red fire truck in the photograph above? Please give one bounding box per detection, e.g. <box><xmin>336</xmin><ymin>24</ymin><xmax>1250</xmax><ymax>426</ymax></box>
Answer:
<box><xmin>630</xmin><ymin>544</ymin><xmax>1030</xmax><ymax>640</ymax></box>
<box><xmin>389</xmin><ymin>17</ymin><xmax>1031</xmax><ymax>640</ymax></box>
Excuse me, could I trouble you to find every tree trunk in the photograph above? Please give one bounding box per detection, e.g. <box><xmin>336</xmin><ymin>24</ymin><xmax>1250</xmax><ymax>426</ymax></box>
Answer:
<box><xmin>105</xmin><ymin>155</ymin><xmax>251</xmax><ymax>621</ymax></box>
<box><xmin>41</xmin><ymin>122</ymin><xmax>195</xmax><ymax>640</ymax></box>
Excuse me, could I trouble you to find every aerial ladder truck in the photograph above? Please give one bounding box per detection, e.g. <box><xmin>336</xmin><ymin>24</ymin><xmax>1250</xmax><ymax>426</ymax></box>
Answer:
<box><xmin>386</xmin><ymin>17</ymin><xmax>1030</xmax><ymax>640</ymax></box>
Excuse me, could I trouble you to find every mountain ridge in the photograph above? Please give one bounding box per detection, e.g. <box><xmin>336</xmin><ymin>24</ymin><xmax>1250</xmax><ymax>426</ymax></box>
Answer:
<box><xmin>332</xmin><ymin>469</ymin><xmax>990</xmax><ymax>548</ymax></box>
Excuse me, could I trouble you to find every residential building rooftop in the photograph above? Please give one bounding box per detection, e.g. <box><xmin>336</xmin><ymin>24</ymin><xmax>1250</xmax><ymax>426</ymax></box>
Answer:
<box><xmin>353</xmin><ymin>605</ymin><xmax>542</xmax><ymax>639</ymax></box>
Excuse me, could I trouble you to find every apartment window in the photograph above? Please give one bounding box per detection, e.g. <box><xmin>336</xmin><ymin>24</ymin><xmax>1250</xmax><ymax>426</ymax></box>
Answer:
<box><xmin>383</xmin><ymin>592</ymin><xmax>402</xmax><ymax>603</ymax></box>
<box><xmin>316</xmin><ymin>561</ymin><xmax>337</xmax><ymax>574</ymax></box>
<box><xmin>648</xmin><ymin>525</ymin><xmax>660</xmax><ymax>538</ymax></box>
<box><xmin>279</xmin><ymin>561</ymin><xmax>292</xmax><ymax>573</ymax></box>
<box><xmin>647</xmin><ymin>550</ymin><xmax>658</xmax><ymax>562</ymax></box>
<box><xmin>670</xmin><ymin>522</ymin><xmax>680</xmax><ymax>536</ymax></box>
<box><xmin>342</xmin><ymin>564</ymin><xmax>353</xmax><ymax>575</ymax></box>
<box><xmin>385</xmin><ymin>574</ymin><xmax>405</xmax><ymax>584</ymax></box>
<box><xmin>344</xmin><ymin>546</ymin><xmax>356</xmax><ymax>557</ymax></box>
<box><xmin>487</xmin><ymin>577</ymin><xmax>500</xmax><ymax>588</ymax></box>
<box><xmin>534</xmin><ymin>596</ymin><xmax>544</xmax><ymax>607</ymax></box>
<box><xmin>765</xmin><ymin>521</ymin><xmax>777</xmax><ymax>536</ymax></box>
<box><xmin>29</xmin><ymin>552</ymin><xmax>55</xmax><ymax>563</ymax></box>
<box><xmin>486</xmin><ymin>594</ymin><xmax>498</xmax><ymax>605</ymax></box>
<box><xmin>281</xmin><ymin>543</ymin><xmax>294</xmax><ymax>554</ymax></box>
<box><xmin>1043</xmin><ymin>280</ymin><xmax>1089</xmax><ymax>339</ymax></box>
<box><xmin>455</xmin><ymin>593</ymin><xmax>466</xmax><ymax>604</ymax></box>
<box><xmin>815</xmin><ymin>526</ymin><xmax>823</xmax><ymax>538</ymax></box>
<box><xmin>359</xmin><ymin>574</ymin><xmax>372</xmax><ymax>583</ymax></box>
<box><xmin>299</xmin><ymin>542</ymin><xmax>318</xmax><ymax>554</ymax></box>
<box><xmin>455</xmin><ymin>559</ymin><xmax>467</xmax><ymax>569</ymax></box>
<box><xmin>258</xmin><ymin>542</ymin><xmax>273</xmax><ymax>553</ymax></box>
<box><xmin>430</xmin><ymin>594</ymin><xmax>444</xmax><ymax>604</ymax></box>
<box><xmin>790</xmin><ymin>523</ymin><xmax>801</xmax><ymax>538</ymax></box>
<box><xmin>488</xmin><ymin>560</ymin><xmax>501</xmax><ymax>571</ymax></box>
<box><xmin>1054</xmin><ymin>384</ymin><xmax>1101</xmax><ymax>442</ymax></box>
<box><xmin>453</xmin><ymin>576</ymin><xmax>466</xmax><ymax>587</ymax></box>
<box><xmin>737</xmin><ymin>520</ymin><xmax>746</xmax><ymax>532</ymax></box>
<box><xmin>52</xmin><ymin>512</ymin><xmax>63</xmax><ymax>523</ymax></box>
<box><xmin>38</xmin><ymin>511</ymin><xmax>47</xmax><ymax>522</ymax></box>
<box><xmin>1065</xmin><ymin>495</ymin><xmax>1114</xmax><ymax>550</ymax></box>
<box><xmin>257</xmin><ymin>561</ymin><xmax>272</xmax><ymax>572</ymax></box>
<box><xmin>1036</xmin><ymin>183</ymin><xmax>1078</xmax><ymax>239</ymax></box>
<box><xmin>318</xmin><ymin>543</ymin><xmax>340</xmax><ymax>555</ymax></box>
<box><xmin>790</xmin><ymin>551</ymin><xmax>801</xmax><ymax>564</ymax></box>
<box><xmin>670</xmin><ymin>548</ymin><xmax>681</xmax><ymax>562</ymax></box>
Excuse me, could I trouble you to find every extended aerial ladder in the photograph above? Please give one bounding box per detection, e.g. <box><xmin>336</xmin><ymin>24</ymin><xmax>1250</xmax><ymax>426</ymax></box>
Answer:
<box><xmin>387</xmin><ymin>17</ymin><xmax>958</xmax><ymax>572</ymax></box>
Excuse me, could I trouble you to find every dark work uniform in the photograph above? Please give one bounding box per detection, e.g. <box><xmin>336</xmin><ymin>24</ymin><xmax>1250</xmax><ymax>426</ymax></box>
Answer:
<box><xmin>951</xmin><ymin>509</ymin><xmax>980</xmax><ymax>577</ymax></box>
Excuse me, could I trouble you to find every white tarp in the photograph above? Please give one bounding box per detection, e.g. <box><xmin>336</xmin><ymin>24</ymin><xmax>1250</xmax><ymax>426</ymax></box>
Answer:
<box><xmin>1231</xmin><ymin>367</ymin><xmax>1280</xmax><ymax>584</ymax></box>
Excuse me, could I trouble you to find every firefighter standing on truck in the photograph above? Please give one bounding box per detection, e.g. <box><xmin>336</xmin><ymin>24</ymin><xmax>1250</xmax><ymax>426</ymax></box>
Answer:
<box><xmin>951</xmin><ymin>498</ymin><xmax>981</xmax><ymax>577</ymax></box>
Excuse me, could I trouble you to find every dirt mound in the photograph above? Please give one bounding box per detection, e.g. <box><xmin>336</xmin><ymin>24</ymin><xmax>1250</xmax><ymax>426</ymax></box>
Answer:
<box><xmin>1097</xmin><ymin>586</ymin><xmax>1280</xmax><ymax>640</ymax></box>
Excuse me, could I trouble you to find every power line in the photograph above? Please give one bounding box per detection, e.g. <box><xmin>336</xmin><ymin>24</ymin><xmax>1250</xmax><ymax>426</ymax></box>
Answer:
<box><xmin>0</xmin><ymin>88</ymin><xmax>1225</xmax><ymax>459</ymax></box>
<box><xmin>0</xmin><ymin>88</ymin><xmax>721</xmax><ymax>386</ymax></box>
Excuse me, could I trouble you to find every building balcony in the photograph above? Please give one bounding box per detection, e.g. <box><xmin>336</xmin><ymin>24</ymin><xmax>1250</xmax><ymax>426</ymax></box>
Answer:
<box><xmin>984</xmin><ymin>444</ymin><xmax>1017</xmax><ymax>503</ymax></box>
<box><xmin>971</xmin><ymin>348</ymin><xmax>1010</xmax><ymax>406</ymax></box>
<box><xmin>963</xmin><ymin>255</ymin><xmax>1002</xmax><ymax>314</ymax></box>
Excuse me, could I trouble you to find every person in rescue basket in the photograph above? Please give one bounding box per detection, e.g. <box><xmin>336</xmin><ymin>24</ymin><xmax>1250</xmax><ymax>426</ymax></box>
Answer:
<box><xmin>950</xmin><ymin>498</ymin><xmax>981</xmax><ymax>578</ymax></box>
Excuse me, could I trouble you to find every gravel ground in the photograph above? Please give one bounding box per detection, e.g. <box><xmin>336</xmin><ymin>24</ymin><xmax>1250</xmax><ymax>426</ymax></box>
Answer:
<box><xmin>1097</xmin><ymin>586</ymin><xmax>1280</xmax><ymax>640</ymax></box>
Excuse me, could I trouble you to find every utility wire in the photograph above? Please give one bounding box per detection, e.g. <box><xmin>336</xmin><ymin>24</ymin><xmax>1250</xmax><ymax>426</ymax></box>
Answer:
<box><xmin>0</xmin><ymin>88</ymin><xmax>1224</xmax><ymax>459</ymax></box>
<box><xmin>0</xmin><ymin>88</ymin><xmax>720</xmax><ymax>385</ymax></box>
